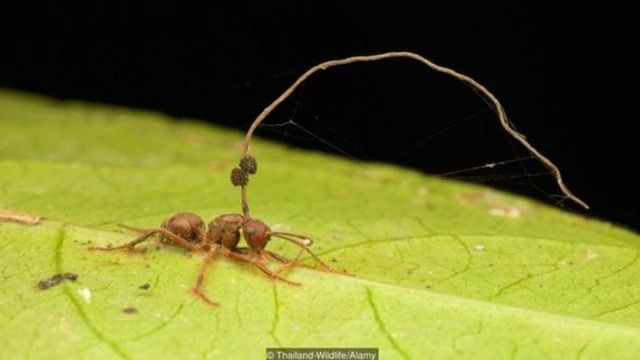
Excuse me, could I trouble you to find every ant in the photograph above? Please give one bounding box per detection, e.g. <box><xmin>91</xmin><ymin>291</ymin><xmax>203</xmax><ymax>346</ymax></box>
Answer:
<box><xmin>89</xmin><ymin>156</ymin><xmax>335</xmax><ymax>307</ymax></box>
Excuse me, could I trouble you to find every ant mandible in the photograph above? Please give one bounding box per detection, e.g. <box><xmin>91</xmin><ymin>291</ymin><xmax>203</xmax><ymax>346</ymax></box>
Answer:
<box><xmin>89</xmin><ymin>156</ymin><xmax>334</xmax><ymax>307</ymax></box>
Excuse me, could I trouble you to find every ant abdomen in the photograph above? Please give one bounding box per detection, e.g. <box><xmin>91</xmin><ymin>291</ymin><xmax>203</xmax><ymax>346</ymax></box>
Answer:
<box><xmin>161</xmin><ymin>212</ymin><xmax>206</xmax><ymax>244</ymax></box>
<box><xmin>208</xmin><ymin>214</ymin><xmax>243</xmax><ymax>249</ymax></box>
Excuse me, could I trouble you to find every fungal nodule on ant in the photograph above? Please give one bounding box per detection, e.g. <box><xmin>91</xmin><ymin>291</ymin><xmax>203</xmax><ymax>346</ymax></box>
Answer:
<box><xmin>90</xmin><ymin>156</ymin><xmax>336</xmax><ymax>307</ymax></box>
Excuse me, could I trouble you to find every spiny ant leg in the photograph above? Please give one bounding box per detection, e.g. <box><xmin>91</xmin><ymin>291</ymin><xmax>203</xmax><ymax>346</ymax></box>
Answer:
<box><xmin>191</xmin><ymin>246</ymin><xmax>220</xmax><ymax>307</ymax></box>
<box><xmin>226</xmin><ymin>251</ymin><xmax>301</xmax><ymax>286</ymax></box>
<box><xmin>271</xmin><ymin>232</ymin><xmax>337</xmax><ymax>272</ymax></box>
<box><xmin>88</xmin><ymin>230</ymin><xmax>158</xmax><ymax>251</ymax></box>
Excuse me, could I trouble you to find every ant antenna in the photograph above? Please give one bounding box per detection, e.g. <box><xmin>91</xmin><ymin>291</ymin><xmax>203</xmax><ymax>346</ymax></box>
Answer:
<box><xmin>270</xmin><ymin>231</ymin><xmax>332</xmax><ymax>271</ymax></box>
<box><xmin>240</xmin><ymin>51</ymin><xmax>588</xmax><ymax>209</ymax></box>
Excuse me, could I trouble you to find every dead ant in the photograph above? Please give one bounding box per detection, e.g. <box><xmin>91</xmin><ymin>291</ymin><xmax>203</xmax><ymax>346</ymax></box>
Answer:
<box><xmin>90</xmin><ymin>156</ymin><xmax>334</xmax><ymax>307</ymax></box>
<box><xmin>90</xmin><ymin>51</ymin><xmax>589</xmax><ymax>308</ymax></box>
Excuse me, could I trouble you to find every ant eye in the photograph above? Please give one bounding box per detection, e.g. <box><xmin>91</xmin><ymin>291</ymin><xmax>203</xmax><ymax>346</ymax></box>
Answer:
<box><xmin>239</xmin><ymin>156</ymin><xmax>257</xmax><ymax>175</ymax></box>
<box><xmin>230</xmin><ymin>167</ymin><xmax>249</xmax><ymax>186</ymax></box>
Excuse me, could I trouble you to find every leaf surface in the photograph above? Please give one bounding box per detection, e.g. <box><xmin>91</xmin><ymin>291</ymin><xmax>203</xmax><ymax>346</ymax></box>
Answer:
<box><xmin>1</xmin><ymin>90</ymin><xmax>639</xmax><ymax>359</ymax></box>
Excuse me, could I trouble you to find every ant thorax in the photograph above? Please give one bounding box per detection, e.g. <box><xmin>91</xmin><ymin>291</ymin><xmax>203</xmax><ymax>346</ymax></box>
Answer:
<box><xmin>208</xmin><ymin>214</ymin><xmax>243</xmax><ymax>249</ymax></box>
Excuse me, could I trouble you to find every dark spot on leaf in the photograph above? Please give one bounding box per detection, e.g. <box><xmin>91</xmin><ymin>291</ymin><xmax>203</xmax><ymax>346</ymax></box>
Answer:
<box><xmin>139</xmin><ymin>283</ymin><xmax>151</xmax><ymax>290</ymax></box>
<box><xmin>37</xmin><ymin>272</ymin><xmax>78</xmax><ymax>290</ymax></box>
<box><xmin>122</xmin><ymin>307</ymin><xmax>138</xmax><ymax>314</ymax></box>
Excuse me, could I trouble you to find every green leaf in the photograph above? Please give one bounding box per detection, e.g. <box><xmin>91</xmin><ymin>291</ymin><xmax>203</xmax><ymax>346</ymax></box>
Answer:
<box><xmin>1</xmin><ymin>89</ymin><xmax>639</xmax><ymax>359</ymax></box>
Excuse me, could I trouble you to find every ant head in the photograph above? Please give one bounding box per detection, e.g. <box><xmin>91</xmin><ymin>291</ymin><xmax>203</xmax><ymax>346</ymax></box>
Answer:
<box><xmin>242</xmin><ymin>218</ymin><xmax>270</xmax><ymax>251</ymax></box>
<box><xmin>162</xmin><ymin>212</ymin><xmax>206</xmax><ymax>244</ymax></box>
<box><xmin>208</xmin><ymin>214</ymin><xmax>243</xmax><ymax>249</ymax></box>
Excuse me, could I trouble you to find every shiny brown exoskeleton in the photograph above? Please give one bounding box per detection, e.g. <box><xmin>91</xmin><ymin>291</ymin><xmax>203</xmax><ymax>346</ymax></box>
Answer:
<box><xmin>90</xmin><ymin>211</ymin><xmax>332</xmax><ymax>307</ymax></box>
<box><xmin>90</xmin><ymin>156</ymin><xmax>337</xmax><ymax>307</ymax></box>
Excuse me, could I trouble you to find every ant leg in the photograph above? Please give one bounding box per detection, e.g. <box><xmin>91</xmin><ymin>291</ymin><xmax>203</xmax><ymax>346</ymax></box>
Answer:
<box><xmin>89</xmin><ymin>228</ymin><xmax>199</xmax><ymax>252</ymax></box>
<box><xmin>118</xmin><ymin>224</ymin><xmax>150</xmax><ymax>234</ymax></box>
<box><xmin>237</xmin><ymin>248</ymin><xmax>298</xmax><ymax>265</ymax></box>
<box><xmin>156</xmin><ymin>228</ymin><xmax>200</xmax><ymax>251</ymax></box>
<box><xmin>88</xmin><ymin>230</ymin><xmax>158</xmax><ymax>251</ymax></box>
<box><xmin>265</xmin><ymin>250</ymin><xmax>292</xmax><ymax>263</ymax></box>
<box><xmin>191</xmin><ymin>246</ymin><xmax>220</xmax><ymax>307</ymax></box>
<box><xmin>225</xmin><ymin>251</ymin><xmax>301</xmax><ymax>286</ymax></box>
<box><xmin>234</xmin><ymin>247</ymin><xmax>250</xmax><ymax>254</ymax></box>
<box><xmin>235</xmin><ymin>248</ymin><xmax>294</xmax><ymax>265</ymax></box>
<box><xmin>272</xmin><ymin>247</ymin><xmax>305</xmax><ymax>276</ymax></box>
<box><xmin>270</xmin><ymin>232</ymin><xmax>337</xmax><ymax>272</ymax></box>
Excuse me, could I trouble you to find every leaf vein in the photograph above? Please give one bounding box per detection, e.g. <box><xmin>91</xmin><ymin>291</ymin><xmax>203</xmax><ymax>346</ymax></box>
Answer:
<box><xmin>271</xmin><ymin>283</ymin><xmax>283</xmax><ymax>347</ymax></box>
<box><xmin>56</xmin><ymin>226</ymin><xmax>132</xmax><ymax>360</ymax></box>
<box><xmin>365</xmin><ymin>287</ymin><xmax>411</xmax><ymax>360</ymax></box>
<box><xmin>587</xmin><ymin>250</ymin><xmax>640</xmax><ymax>296</ymax></box>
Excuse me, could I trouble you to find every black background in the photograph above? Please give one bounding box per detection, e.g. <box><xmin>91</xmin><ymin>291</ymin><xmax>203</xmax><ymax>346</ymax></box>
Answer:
<box><xmin>1</xmin><ymin>2</ymin><xmax>637</xmax><ymax>232</ymax></box>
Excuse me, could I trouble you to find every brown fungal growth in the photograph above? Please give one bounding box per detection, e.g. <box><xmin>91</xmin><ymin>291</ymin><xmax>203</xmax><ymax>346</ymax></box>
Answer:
<box><xmin>239</xmin><ymin>155</ymin><xmax>257</xmax><ymax>174</ymax></box>
<box><xmin>89</xmin><ymin>51</ymin><xmax>586</xmax><ymax>309</ymax></box>
<box><xmin>89</xmin><ymin>156</ymin><xmax>337</xmax><ymax>307</ymax></box>
<box><xmin>241</xmin><ymin>52</ymin><xmax>588</xmax><ymax>210</ymax></box>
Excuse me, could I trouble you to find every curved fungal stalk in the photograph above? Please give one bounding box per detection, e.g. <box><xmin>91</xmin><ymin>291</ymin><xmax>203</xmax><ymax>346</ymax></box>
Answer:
<box><xmin>241</xmin><ymin>51</ymin><xmax>588</xmax><ymax>209</ymax></box>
